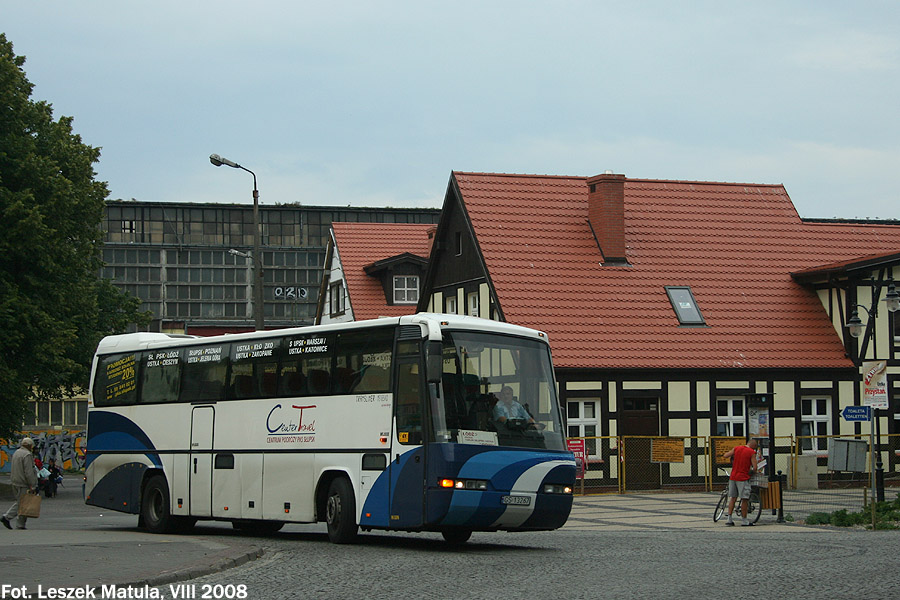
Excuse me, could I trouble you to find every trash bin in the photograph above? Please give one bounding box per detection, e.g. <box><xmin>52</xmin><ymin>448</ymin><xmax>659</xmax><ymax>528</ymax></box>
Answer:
<box><xmin>760</xmin><ymin>479</ymin><xmax>782</xmax><ymax>510</ymax></box>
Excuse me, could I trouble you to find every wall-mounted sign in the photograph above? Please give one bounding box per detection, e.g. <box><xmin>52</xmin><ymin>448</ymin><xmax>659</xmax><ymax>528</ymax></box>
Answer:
<box><xmin>862</xmin><ymin>360</ymin><xmax>888</xmax><ymax>409</ymax></box>
<box><xmin>650</xmin><ymin>438</ymin><xmax>685</xmax><ymax>463</ymax></box>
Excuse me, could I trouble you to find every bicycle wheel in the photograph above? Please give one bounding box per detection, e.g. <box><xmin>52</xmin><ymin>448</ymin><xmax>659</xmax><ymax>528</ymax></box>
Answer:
<box><xmin>713</xmin><ymin>491</ymin><xmax>729</xmax><ymax>522</ymax></box>
<box><xmin>748</xmin><ymin>492</ymin><xmax>762</xmax><ymax>524</ymax></box>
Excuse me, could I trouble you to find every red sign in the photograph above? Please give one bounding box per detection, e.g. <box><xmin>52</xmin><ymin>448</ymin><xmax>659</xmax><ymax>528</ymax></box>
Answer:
<box><xmin>567</xmin><ymin>439</ymin><xmax>586</xmax><ymax>479</ymax></box>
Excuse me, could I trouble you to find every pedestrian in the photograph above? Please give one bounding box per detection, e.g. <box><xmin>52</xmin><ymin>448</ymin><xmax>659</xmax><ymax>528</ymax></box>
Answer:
<box><xmin>45</xmin><ymin>457</ymin><xmax>62</xmax><ymax>497</ymax></box>
<box><xmin>1</xmin><ymin>437</ymin><xmax>39</xmax><ymax>530</ymax></box>
<box><xmin>722</xmin><ymin>437</ymin><xmax>759</xmax><ymax>526</ymax></box>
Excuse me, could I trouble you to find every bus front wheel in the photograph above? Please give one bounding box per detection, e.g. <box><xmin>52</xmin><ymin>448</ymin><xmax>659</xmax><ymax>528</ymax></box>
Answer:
<box><xmin>325</xmin><ymin>477</ymin><xmax>358</xmax><ymax>544</ymax></box>
<box><xmin>141</xmin><ymin>475</ymin><xmax>174</xmax><ymax>534</ymax></box>
<box><xmin>441</xmin><ymin>529</ymin><xmax>472</xmax><ymax>545</ymax></box>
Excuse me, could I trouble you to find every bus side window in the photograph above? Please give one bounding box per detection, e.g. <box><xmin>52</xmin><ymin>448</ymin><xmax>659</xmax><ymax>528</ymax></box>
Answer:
<box><xmin>181</xmin><ymin>344</ymin><xmax>228</xmax><ymax>403</ymax></box>
<box><xmin>141</xmin><ymin>349</ymin><xmax>183</xmax><ymax>403</ymax></box>
<box><xmin>354</xmin><ymin>365</ymin><xmax>389</xmax><ymax>392</ymax></box>
<box><xmin>333</xmin><ymin>327</ymin><xmax>393</xmax><ymax>395</ymax></box>
<box><xmin>94</xmin><ymin>352</ymin><xmax>139</xmax><ymax>407</ymax></box>
<box><xmin>307</xmin><ymin>369</ymin><xmax>331</xmax><ymax>395</ymax></box>
<box><xmin>278</xmin><ymin>364</ymin><xmax>306</xmax><ymax>396</ymax></box>
<box><xmin>282</xmin><ymin>334</ymin><xmax>333</xmax><ymax>397</ymax></box>
<box><xmin>228</xmin><ymin>339</ymin><xmax>280</xmax><ymax>401</ymax></box>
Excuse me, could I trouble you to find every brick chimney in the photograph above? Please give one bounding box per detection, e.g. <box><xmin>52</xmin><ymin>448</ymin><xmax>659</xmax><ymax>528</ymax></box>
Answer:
<box><xmin>586</xmin><ymin>172</ymin><xmax>629</xmax><ymax>266</ymax></box>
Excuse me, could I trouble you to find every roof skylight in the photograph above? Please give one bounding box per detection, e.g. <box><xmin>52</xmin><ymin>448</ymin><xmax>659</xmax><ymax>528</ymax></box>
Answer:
<box><xmin>665</xmin><ymin>286</ymin><xmax>706</xmax><ymax>326</ymax></box>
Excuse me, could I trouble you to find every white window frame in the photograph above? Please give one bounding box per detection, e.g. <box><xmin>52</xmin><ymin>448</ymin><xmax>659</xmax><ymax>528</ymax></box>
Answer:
<box><xmin>467</xmin><ymin>292</ymin><xmax>479</xmax><ymax>317</ymax></box>
<box><xmin>567</xmin><ymin>399</ymin><xmax>601</xmax><ymax>460</ymax></box>
<box><xmin>393</xmin><ymin>275</ymin><xmax>419</xmax><ymax>304</ymax></box>
<box><xmin>716</xmin><ymin>396</ymin><xmax>746</xmax><ymax>437</ymax></box>
<box><xmin>445</xmin><ymin>296</ymin><xmax>457</xmax><ymax>314</ymax></box>
<box><xmin>329</xmin><ymin>281</ymin><xmax>345</xmax><ymax>316</ymax></box>
<box><xmin>800</xmin><ymin>396</ymin><xmax>830</xmax><ymax>454</ymax></box>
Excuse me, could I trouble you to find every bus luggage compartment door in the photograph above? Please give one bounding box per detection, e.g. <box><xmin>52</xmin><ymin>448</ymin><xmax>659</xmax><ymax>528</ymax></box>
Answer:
<box><xmin>190</xmin><ymin>406</ymin><xmax>214</xmax><ymax>517</ymax></box>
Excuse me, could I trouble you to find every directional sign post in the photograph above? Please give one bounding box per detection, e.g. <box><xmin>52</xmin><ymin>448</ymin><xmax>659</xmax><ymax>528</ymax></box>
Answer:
<box><xmin>841</xmin><ymin>405</ymin><xmax>872</xmax><ymax>422</ymax></box>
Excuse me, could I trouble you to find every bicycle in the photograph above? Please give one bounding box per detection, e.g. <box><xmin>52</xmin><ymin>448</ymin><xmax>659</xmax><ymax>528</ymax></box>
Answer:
<box><xmin>713</xmin><ymin>471</ymin><xmax>762</xmax><ymax>524</ymax></box>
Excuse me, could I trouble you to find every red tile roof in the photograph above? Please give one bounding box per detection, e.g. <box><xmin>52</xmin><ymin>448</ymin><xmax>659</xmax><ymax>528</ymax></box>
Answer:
<box><xmin>453</xmin><ymin>172</ymin><xmax>900</xmax><ymax>370</ymax></box>
<box><xmin>331</xmin><ymin>222</ymin><xmax>434</xmax><ymax>321</ymax></box>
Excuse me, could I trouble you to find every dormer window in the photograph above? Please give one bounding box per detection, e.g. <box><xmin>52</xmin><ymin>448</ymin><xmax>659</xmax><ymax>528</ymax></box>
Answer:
<box><xmin>394</xmin><ymin>276</ymin><xmax>419</xmax><ymax>304</ymax></box>
<box><xmin>665</xmin><ymin>286</ymin><xmax>706</xmax><ymax>326</ymax></box>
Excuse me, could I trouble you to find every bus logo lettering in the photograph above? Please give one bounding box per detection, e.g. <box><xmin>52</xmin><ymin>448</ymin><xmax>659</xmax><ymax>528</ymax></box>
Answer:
<box><xmin>266</xmin><ymin>403</ymin><xmax>317</xmax><ymax>436</ymax></box>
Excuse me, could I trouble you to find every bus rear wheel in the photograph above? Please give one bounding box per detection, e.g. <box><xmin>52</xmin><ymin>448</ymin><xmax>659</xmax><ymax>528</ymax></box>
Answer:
<box><xmin>325</xmin><ymin>477</ymin><xmax>358</xmax><ymax>544</ymax></box>
<box><xmin>141</xmin><ymin>475</ymin><xmax>175</xmax><ymax>534</ymax></box>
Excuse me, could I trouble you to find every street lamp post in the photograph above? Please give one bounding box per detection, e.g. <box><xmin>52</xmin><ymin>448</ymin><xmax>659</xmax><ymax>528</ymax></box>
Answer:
<box><xmin>210</xmin><ymin>154</ymin><xmax>265</xmax><ymax>331</ymax></box>
<box><xmin>845</xmin><ymin>272</ymin><xmax>900</xmax><ymax>503</ymax></box>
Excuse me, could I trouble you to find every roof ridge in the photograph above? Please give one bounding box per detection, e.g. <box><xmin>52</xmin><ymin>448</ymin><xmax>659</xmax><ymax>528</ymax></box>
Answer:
<box><xmin>453</xmin><ymin>171</ymin><xmax>786</xmax><ymax>189</ymax></box>
<box><xmin>626</xmin><ymin>178</ymin><xmax>785</xmax><ymax>188</ymax></box>
<box><xmin>453</xmin><ymin>171</ymin><xmax>586</xmax><ymax>181</ymax></box>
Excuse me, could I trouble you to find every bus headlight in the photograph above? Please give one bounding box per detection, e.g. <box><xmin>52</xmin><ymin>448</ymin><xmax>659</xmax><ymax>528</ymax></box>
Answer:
<box><xmin>542</xmin><ymin>484</ymin><xmax>573</xmax><ymax>495</ymax></box>
<box><xmin>440</xmin><ymin>478</ymin><xmax>488</xmax><ymax>490</ymax></box>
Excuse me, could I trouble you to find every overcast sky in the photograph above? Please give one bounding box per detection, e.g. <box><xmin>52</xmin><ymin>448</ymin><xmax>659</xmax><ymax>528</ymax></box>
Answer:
<box><xmin>4</xmin><ymin>2</ymin><xmax>899</xmax><ymax>218</ymax></box>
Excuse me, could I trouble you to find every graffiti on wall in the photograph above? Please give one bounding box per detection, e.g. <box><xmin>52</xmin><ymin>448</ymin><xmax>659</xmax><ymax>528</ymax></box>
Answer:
<box><xmin>0</xmin><ymin>429</ymin><xmax>87</xmax><ymax>472</ymax></box>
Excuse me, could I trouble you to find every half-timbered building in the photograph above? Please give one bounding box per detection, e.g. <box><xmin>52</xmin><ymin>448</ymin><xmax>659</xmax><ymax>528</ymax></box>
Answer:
<box><xmin>419</xmin><ymin>171</ymin><xmax>900</xmax><ymax>489</ymax></box>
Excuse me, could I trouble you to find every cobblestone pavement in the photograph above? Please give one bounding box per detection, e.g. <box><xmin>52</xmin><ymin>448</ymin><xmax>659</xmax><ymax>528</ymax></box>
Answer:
<box><xmin>170</xmin><ymin>494</ymin><xmax>900</xmax><ymax>600</ymax></box>
<box><xmin>4</xmin><ymin>477</ymin><xmax>898</xmax><ymax>600</ymax></box>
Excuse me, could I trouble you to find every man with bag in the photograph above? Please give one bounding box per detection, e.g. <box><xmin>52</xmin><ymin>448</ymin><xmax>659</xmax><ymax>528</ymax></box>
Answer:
<box><xmin>2</xmin><ymin>437</ymin><xmax>39</xmax><ymax>530</ymax></box>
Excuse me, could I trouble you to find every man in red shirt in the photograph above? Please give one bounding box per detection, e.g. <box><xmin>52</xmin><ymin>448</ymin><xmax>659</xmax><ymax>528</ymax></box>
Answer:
<box><xmin>723</xmin><ymin>438</ymin><xmax>759</xmax><ymax>526</ymax></box>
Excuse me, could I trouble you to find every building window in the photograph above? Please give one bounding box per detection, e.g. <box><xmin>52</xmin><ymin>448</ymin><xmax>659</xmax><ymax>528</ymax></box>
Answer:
<box><xmin>446</xmin><ymin>296</ymin><xmax>457</xmax><ymax>314</ymax></box>
<box><xmin>467</xmin><ymin>292</ymin><xmax>479</xmax><ymax>317</ymax></box>
<box><xmin>455</xmin><ymin>232</ymin><xmax>462</xmax><ymax>256</ymax></box>
<box><xmin>329</xmin><ymin>282</ymin><xmax>345</xmax><ymax>316</ymax></box>
<box><xmin>716</xmin><ymin>397</ymin><xmax>745</xmax><ymax>437</ymax></box>
<box><xmin>665</xmin><ymin>286</ymin><xmax>706</xmax><ymax>326</ymax></box>
<box><xmin>122</xmin><ymin>220</ymin><xmax>136</xmax><ymax>234</ymax></box>
<box><xmin>567</xmin><ymin>400</ymin><xmax>600</xmax><ymax>458</ymax></box>
<box><xmin>800</xmin><ymin>396</ymin><xmax>830</xmax><ymax>453</ymax></box>
<box><xmin>393</xmin><ymin>276</ymin><xmax>419</xmax><ymax>304</ymax></box>
<box><xmin>23</xmin><ymin>402</ymin><xmax>36</xmax><ymax>427</ymax></box>
<box><xmin>37</xmin><ymin>401</ymin><xmax>50</xmax><ymax>426</ymax></box>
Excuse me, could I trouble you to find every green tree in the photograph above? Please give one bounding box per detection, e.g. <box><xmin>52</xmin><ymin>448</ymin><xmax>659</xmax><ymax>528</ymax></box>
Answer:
<box><xmin>0</xmin><ymin>33</ymin><xmax>149</xmax><ymax>438</ymax></box>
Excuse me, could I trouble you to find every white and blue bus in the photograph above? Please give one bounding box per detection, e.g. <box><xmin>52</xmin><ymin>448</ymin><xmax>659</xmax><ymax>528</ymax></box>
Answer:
<box><xmin>85</xmin><ymin>314</ymin><xmax>575</xmax><ymax>544</ymax></box>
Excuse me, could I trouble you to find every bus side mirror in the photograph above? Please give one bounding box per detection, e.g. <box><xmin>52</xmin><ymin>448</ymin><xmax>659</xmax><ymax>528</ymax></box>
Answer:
<box><xmin>426</xmin><ymin>340</ymin><xmax>442</xmax><ymax>384</ymax></box>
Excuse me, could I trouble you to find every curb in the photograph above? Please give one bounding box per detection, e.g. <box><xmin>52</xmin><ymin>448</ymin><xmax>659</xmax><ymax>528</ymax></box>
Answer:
<box><xmin>105</xmin><ymin>546</ymin><xmax>266</xmax><ymax>591</ymax></box>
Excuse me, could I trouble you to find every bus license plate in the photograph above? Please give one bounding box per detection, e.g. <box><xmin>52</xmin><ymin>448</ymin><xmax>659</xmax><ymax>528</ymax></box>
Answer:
<box><xmin>501</xmin><ymin>495</ymin><xmax>531</xmax><ymax>506</ymax></box>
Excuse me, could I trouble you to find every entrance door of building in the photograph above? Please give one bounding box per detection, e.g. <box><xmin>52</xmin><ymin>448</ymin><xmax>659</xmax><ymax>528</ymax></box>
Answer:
<box><xmin>620</xmin><ymin>397</ymin><xmax>660</xmax><ymax>490</ymax></box>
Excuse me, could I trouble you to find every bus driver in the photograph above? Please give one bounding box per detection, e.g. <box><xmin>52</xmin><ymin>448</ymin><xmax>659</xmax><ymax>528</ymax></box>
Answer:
<box><xmin>492</xmin><ymin>386</ymin><xmax>535</xmax><ymax>427</ymax></box>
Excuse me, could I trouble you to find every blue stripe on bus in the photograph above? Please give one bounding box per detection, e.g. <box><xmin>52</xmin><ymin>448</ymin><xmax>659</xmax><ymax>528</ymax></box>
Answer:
<box><xmin>360</xmin><ymin>444</ymin><xmax>575</xmax><ymax>531</ymax></box>
<box><xmin>359</xmin><ymin>448</ymin><xmax>419</xmax><ymax>528</ymax></box>
<box><xmin>85</xmin><ymin>411</ymin><xmax>162</xmax><ymax>468</ymax></box>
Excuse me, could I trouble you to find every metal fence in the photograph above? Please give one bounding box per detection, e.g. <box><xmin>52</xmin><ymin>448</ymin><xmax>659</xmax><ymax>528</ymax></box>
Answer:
<box><xmin>568</xmin><ymin>433</ymin><xmax>900</xmax><ymax>520</ymax></box>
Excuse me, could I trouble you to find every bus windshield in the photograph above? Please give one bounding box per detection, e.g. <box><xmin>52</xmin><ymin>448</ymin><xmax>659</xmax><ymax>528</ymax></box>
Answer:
<box><xmin>434</xmin><ymin>330</ymin><xmax>565</xmax><ymax>451</ymax></box>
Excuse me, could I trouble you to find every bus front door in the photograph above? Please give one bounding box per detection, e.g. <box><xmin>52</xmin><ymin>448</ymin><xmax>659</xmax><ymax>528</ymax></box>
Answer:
<box><xmin>389</xmin><ymin>360</ymin><xmax>426</xmax><ymax>528</ymax></box>
<box><xmin>190</xmin><ymin>406</ymin><xmax>214</xmax><ymax>517</ymax></box>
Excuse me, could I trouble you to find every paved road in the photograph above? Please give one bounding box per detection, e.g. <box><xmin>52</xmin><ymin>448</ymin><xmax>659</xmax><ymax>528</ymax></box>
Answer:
<box><xmin>0</xmin><ymin>476</ymin><xmax>261</xmax><ymax>595</ymax></box>
<box><xmin>2</xmin><ymin>477</ymin><xmax>898</xmax><ymax>600</ymax></box>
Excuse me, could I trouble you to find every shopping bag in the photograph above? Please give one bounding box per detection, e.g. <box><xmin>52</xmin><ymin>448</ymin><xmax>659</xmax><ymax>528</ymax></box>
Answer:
<box><xmin>18</xmin><ymin>491</ymin><xmax>41</xmax><ymax>518</ymax></box>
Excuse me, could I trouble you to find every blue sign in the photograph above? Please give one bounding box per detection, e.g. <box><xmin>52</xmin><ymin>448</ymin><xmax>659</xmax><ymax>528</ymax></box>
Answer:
<box><xmin>841</xmin><ymin>406</ymin><xmax>872</xmax><ymax>422</ymax></box>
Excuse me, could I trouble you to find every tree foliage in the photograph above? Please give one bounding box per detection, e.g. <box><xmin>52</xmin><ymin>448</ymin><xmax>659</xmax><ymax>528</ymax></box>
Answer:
<box><xmin>0</xmin><ymin>34</ymin><xmax>149</xmax><ymax>438</ymax></box>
